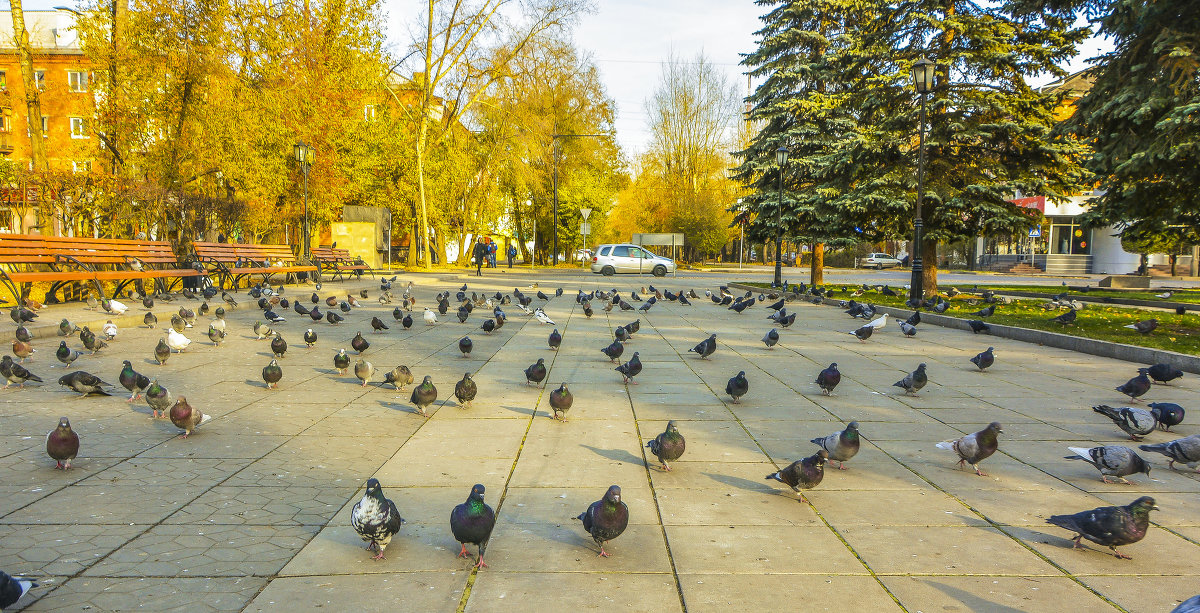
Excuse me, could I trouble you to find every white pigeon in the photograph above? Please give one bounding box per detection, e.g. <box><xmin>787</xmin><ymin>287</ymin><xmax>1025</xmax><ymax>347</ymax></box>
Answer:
<box><xmin>866</xmin><ymin>313</ymin><xmax>888</xmax><ymax>329</ymax></box>
<box><xmin>102</xmin><ymin>321</ymin><xmax>118</xmax><ymax>340</ymax></box>
<box><xmin>166</xmin><ymin>328</ymin><xmax>192</xmax><ymax>352</ymax></box>
<box><xmin>534</xmin><ymin>308</ymin><xmax>555</xmax><ymax>325</ymax></box>
<box><xmin>423</xmin><ymin>308</ymin><xmax>437</xmax><ymax>325</ymax></box>
<box><xmin>1156</xmin><ymin>291</ymin><xmax>1173</xmax><ymax>300</ymax></box>
<box><xmin>105</xmin><ymin>299</ymin><xmax>128</xmax><ymax>315</ymax></box>
<box><xmin>517</xmin><ymin>303</ymin><xmax>533</xmax><ymax>315</ymax></box>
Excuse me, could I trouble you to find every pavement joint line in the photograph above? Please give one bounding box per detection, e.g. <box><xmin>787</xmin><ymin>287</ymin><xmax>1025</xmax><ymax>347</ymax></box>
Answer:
<box><xmin>658</xmin><ymin>302</ymin><xmax>913</xmax><ymax>612</ymax></box>
<box><xmin>455</xmin><ymin>293</ymin><xmax>572</xmax><ymax>613</ymax></box>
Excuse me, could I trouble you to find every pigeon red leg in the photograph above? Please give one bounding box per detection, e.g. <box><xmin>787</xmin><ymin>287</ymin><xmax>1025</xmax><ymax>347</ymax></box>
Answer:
<box><xmin>1110</xmin><ymin>547</ymin><xmax>1132</xmax><ymax>560</ymax></box>
<box><xmin>474</xmin><ymin>553</ymin><xmax>488</xmax><ymax>569</ymax></box>
<box><xmin>458</xmin><ymin>543</ymin><xmax>471</xmax><ymax>559</ymax></box>
<box><xmin>597</xmin><ymin>543</ymin><xmax>611</xmax><ymax>558</ymax></box>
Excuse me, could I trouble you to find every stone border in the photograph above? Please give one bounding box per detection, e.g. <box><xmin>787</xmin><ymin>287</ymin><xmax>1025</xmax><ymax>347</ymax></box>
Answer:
<box><xmin>727</xmin><ymin>282</ymin><xmax>1200</xmax><ymax>375</ymax></box>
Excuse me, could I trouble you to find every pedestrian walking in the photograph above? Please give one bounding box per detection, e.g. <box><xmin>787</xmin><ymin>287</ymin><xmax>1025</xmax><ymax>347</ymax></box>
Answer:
<box><xmin>507</xmin><ymin>244</ymin><xmax>516</xmax><ymax>268</ymax></box>
<box><xmin>474</xmin><ymin>240</ymin><xmax>487</xmax><ymax>276</ymax></box>
<box><xmin>487</xmin><ymin>239</ymin><xmax>497</xmax><ymax>268</ymax></box>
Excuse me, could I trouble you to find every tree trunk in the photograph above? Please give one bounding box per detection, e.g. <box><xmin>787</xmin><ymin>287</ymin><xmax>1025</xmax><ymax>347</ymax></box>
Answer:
<box><xmin>10</xmin><ymin>0</ymin><xmax>48</xmax><ymax>172</ymax></box>
<box><xmin>1169</xmin><ymin>254</ymin><xmax>1177</xmax><ymax>276</ymax></box>
<box><xmin>810</xmin><ymin>242</ymin><xmax>824</xmax><ymax>285</ymax></box>
<box><xmin>921</xmin><ymin>237</ymin><xmax>938</xmax><ymax>297</ymax></box>
<box><xmin>413</xmin><ymin>0</ymin><xmax>435</xmax><ymax>272</ymax></box>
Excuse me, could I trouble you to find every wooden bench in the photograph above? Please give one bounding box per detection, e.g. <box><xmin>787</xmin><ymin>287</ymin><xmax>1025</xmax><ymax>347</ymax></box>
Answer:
<box><xmin>311</xmin><ymin>246</ymin><xmax>373</xmax><ymax>281</ymax></box>
<box><xmin>0</xmin><ymin>234</ymin><xmax>205</xmax><ymax>303</ymax></box>
<box><xmin>192</xmin><ymin>242</ymin><xmax>318</xmax><ymax>290</ymax></box>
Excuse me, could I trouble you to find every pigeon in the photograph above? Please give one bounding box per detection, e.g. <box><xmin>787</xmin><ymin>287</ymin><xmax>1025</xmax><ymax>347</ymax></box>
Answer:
<box><xmin>0</xmin><ymin>570</ymin><xmax>37</xmax><ymax>609</ymax></box>
<box><xmin>905</xmin><ymin>310</ymin><xmax>921</xmax><ymax>326</ymax></box>
<box><xmin>1139</xmin><ymin>435</ymin><xmax>1200</xmax><ymax>471</ymax></box>
<box><xmin>56</xmin><ymin>341</ymin><xmax>82</xmax><ymax>366</ymax></box>
<box><xmin>1065</xmin><ymin>445</ymin><xmax>1152</xmax><ymax>484</ymax></box>
<box><xmin>689</xmin><ymin>334</ymin><xmax>717</xmax><ymax>359</ymax></box>
<box><xmin>1046</xmin><ymin>496</ymin><xmax>1156</xmax><ymax>559</ymax></box>
<box><xmin>970</xmin><ymin>304</ymin><xmax>996</xmax><ymax>317</ymax></box>
<box><xmin>370</xmin><ymin>316</ymin><xmax>389</xmax><ymax>333</ymax></box>
<box><xmin>327</xmin><ymin>311</ymin><xmax>344</xmax><ymax>325</ymax></box>
<box><xmin>865</xmin><ymin>313</ymin><xmax>888</xmax><ymax>329</ymax></box>
<box><xmin>351</xmin><ymin>478</ymin><xmax>406</xmax><ymax>560</ymax></box>
<box><xmin>725</xmin><ymin>370</ymin><xmax>749</xmax><ymax>403</ymax></box>
<box><xmin>1171</xmin><ymin>596</ymin><xmax>1200</xmax><ymax>613</ymax></box>
<box><xmin>1145</xmin><ymin>363</ymin><xmax>1184</xmax><ymax>384</ymax></box>
<box><xmin>303</xmin><ymin>329</ymin><xmax>317</xmax><ymax>347</ymax></box>
<box><xmin>58</xmin><ymin>318</ymin><xmax>78</xmax><ymax>336</ymax></box>
<box><xmin>646</xmin><ymin>421</ymin><xmax>685</xmax><ymax>471</ymax></box>
<box><xmin>454</xmin><ymin>373</ymin><xmax>477</xmax><ymax>407</ymax></box>
<box><xmin>253</xmin><ymin>321</ymin><xmax>273</xmax><ymax>340</ymax></box>
<box><xmin>309</xmin><ymin>307</ymin><xmax>323</xmax><ymax>321</ymax></box>
<box><xmin>166</xmin><ymin>328</ymin><xmax>191</xmax><ymax>352</ymax></box>
<box><xmin>46</xmin><ymin>416</ymin><xmax>79</xmax><ymax>469</ymax></box>
<box><xmin>765</xmin><ymin>298</ymin><xmax>785</xmax><ymax>311</ymax></box>
<box><xmin>169</xmin><ymin>396</ymin><xmax>210</xmax><ymax>437</ymax></box>
<box><xmin>81</xmin><ymin>328</ymin><xmax>107</xmax><ymax>354</ymax></box>
<box><xmin>410</xmin><ymin>375</ymin><xmax>438</xmax><ymax>417</ymax></box>
<box><xmin>456</xmin><ymin>306</ymin><xmax>469</xmax><ymax>323</ymax></box>
<box><xmin>893</xmin><ymin>363</ymin><xmax>928</xmax><ymax>396</ymax></box>
<box><xmin>1124</xmin><ymin>319</ymin><xmax>1157</xmax><ymax>335</ymax></box>
<box><xmin>1093</xmin><ymin>405</ymin><xmax>1157</xmax><ymax>441</ymax></box>
<box><xmin>2</xmin><ymin>355</ymin><xmax>41</xmax><ymax>388</ymax></box>
<box><xmin>423</xmin><ymin>308</ymin><xmax>437</xmax><ymax>325</ymax></box>
<box><xmin>524</xmin><ymin>358</ymin><xmax>547</xmax><ymax>387</ymax></box>
<box><xmin>614</xmin><ymin>326</ymin><xmax>629</xmax><ymax>343</ymax></box>
<box><xmin>602</xmin><ymin>339</ymin><xmax>624</xmax><ymax>362</ymax></box>
<box><xmin>270</xmin><ymin>333</ymin><xmax>288</xmax><ymax>358</ymax></box>
<box><xmin>208</xmin><ymin>325</ymin><xmax>226</xmax><ymax>346</ymax></box>
<box><xmin>12</xmin><ymin>339</ymin><xmax>34</xmax><ymax>362</ymax></box>
<box><xmin>1115</xmin><ymin>371</ymin><xmax>1152</xmax><ymax>401</ymax></box>
<box><xmin>118</xmin><ymin>360</ymin><xmax>151</xmax><ymax>401</ymax></box>
<box><xmin>765</xmin><ymin>450</ymin><xmax>828</xmax><ymax>502</ymax></box>
<box><xmin>548</xmin><ymin>382</ymin><xmax>573</xmax><ymax>422</ymax></box>
<box><xmin>967</xmin><ymin>320</ymin><xmax>991</xmax><ymax>334</ymax></box>
<box><xmin>450</xmin><ymin>483</ymin><xmax>495</xmax><ymax>569</ymax></box>
<box><xmin>263</xmin><ymin>359</ymin><xmax>283</xmax><ymax>389</ymax></box>
<box><xmin>548</xmin><ymin>329</ymin><xmax>562</xmax><ymax>351</ymax></box>
<box><xmin>263</xmin><ymin>310</ymin><xmax>285</xmax><ymax>324</ymax></box>
<box><xmin>146</xmin><ymin>380</ymin><xmax>172</xmax><ymax>418</ymax></box>
<box><xmin>811</xmin><ymin>422</ymin><xmax>860</xmax><ymax>469</ymax></box>
<box><xmin>58</xmin><ymin>371</ymin><xmax>112</xmax><ymax>396</ymax></box>
<box><xmin>1051</xmin><ymin>308</ymin><xmax>1077</xmax><ymax>326</ymax></box>
<box><xmin>480</xmin><ymin>319</ymin><xmax>496</xmax><ymax>334</ymax></box>
<box><xmin>970</xmin><ymin>347</ymin><xmax>995</xmax><ymax>371</ymax></box>
<box><xmin>402</xmin><ymin>313</ymin><xmax>413</xmax><ymax>329</ymax></box>
<box><xmin>762</xmin><ymin>328</ymin><xmax>779</xmax><ymax>348</ymax></box>
<box><xmin>849</xmin><ymin>325</ymin><xmax>873</xmax><ymax>342</ymax></box>
<box><xmin>354</xmin><ymin>359</ymin><xmax>374</xmax><ymax>387</ymax></box>
<box><xmin>898</xmin><ymin>321</ymin><xmax>918</xmax><ymax>337</ymax></box>
<box><xmin>936</xmin><ymin>422</ymin><xmax>1003</xmax><ymax>476</ymax></box>
<box><xmin>333</xmin><ymin>349</ymin><xmax>350</xmax><ymax>374</ymax></box>
<box><xmin>105</xmin><ymin>299</ymin><xmax>129</xmax><ymax>315</ymax></box>
<box><xmin>576</xmin><ymin>485</ymin><xmax>629</xmax><ymax>557</ymax></box>
<box><xmin>1148</xmin><ymin>402</ymin><xmax>1185</xmax><ymax>431</ymax></box>
<box><xmin>816</xmin><ymin>363</ymin><xmax>840</xmax><ymax>395</ymax></box>
<box><xmin>616</xmin><ymin>352</ymin><xmax>642</xmax><ymax>384</ymax></box>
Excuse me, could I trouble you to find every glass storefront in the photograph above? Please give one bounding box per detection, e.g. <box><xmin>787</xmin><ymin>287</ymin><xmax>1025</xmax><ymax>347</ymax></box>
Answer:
<box><xmin>1048</xmin><ymin>216</ymin><xmax>1091</xmax><ymax>254</ymax></box>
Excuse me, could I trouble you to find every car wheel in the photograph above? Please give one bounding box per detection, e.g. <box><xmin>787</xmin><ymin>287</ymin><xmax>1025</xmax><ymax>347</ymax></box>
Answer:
<box><xmin>652</xmin><ymin>265</ymin><xmax>667</xmax><ymax>277</ymax></box>
<box><xmin>601</xmin><ymin>266</ymin><xmax>615</xmax><ymax>276</ymax></box>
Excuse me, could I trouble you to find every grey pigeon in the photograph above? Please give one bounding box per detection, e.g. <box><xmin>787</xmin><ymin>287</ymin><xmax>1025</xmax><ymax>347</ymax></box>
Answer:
<box><xmin>614</xmin><ymin>326</ymin><xmax>629</xmax><ymax>343</ymax></box>
<box><xmin>1139</xmin><ymin>434</ymin><xmax>1200</xmax><ymax>471</ymax></box>
<box><xmin>154</xmin><ymin>338</ymin><xmax>171</xmax><ymax>365</ymax></box>
<box><xmin>549</xmin><ymin>383</ymin><xmax>573</xmax><ymax>422</ymax></box>
<box><xmin>689</xmin><ymin>334</ymin><xmax>717</xmax><ymax>359</ymax></box>
<box><xmin>616</xmin><ymin>352</ymin><xmax>642</xmax><ymax>384</ymax></box>
<box><xmin>524</xmin><ymin>358</ymin><xmax>547</xmax><ymax>387</ymax></box>
<box><xmin>384</xmin><ymin>365</ymin><xmax>414</xmax><ymax>390</ymax></box>
<box><xmin>410</xmin><ymin>375</ymin><xmax>437</xmax><ymax>417</ymax></box>
<box><xmin>762</xmin><ymin>328</ymin><xmax>779</xmax><ymax>348</ymax></box>
<box><xmin>56</xmin><ymin>341</ymin><xmax>82</xmax><ymax>366</ymax></box>
<box><xmin>647</xmin><ymin>420</ymin><xmax>685</xmax><ymax>470</ymax></box>
<box><xmin>898</xmin><ymin>321</ymin><xmax>917</xmax><ymax>336</ymax></box>
<box><xmin>765</xmin><ymin>450</ymin><xmax>828</xmax><ymax>502</ymax></box>
<box><xmin>263</xmin><ymin>359</ymin><xmax>283</xmax><ymax>389</ymax></box>
<box><xmin>576</xmin><ymin>485</ymin><xmax>629</xmax><ymax>557</ymax></box>
<box><xmin>725</xmin><ymin>370</ymin><xmax>748</xmax><ymax>403</ymax></box>
<box><xmin>0</xmin><ymin>570</ymin><xmax>36</xmax><ymax>610</ymax></box>
<box><xmin>58</xmin><ymin>371</ymin><xmax>113</xmax><ymax>396</ymax></box>
<box><xmin>1115</xmin><ymin>371</ymin><xmax>1152</xmax><ymax>402</ymax></box>
<box><xmin>970</xmin><ymin>347</ymin><xmax>995</xmax><ymax>371</ymax></box>
<box><xmin>1093</xmin><ymin>404</ymin><xmax>1157</xmax><ymax>441</ymax></box>
<box><xmin>169</xmin><ymin>396</ymin><xmax>211</xmax><ymax>437</ymax></box>
<box><xmin>1046</xmin><ymin>496</ymin><xmax>1156</xmax><ymax>559</ymax></box>
<box><xmin>1124</xmin><ymin>319</ymin><xmax>1157</xmax><ymax>334</ymax></box>
<box><xmin>893</xmin><ymin>363</ymin><xmax>928</xmax><ymax>395</ymax></box>
<box><xmin>1051</xmin><ymin>308</ymin><xmax>1077</xmax><ymax>326</ymax></box>
<box><xmin>1065</xmin><ymin>445</ymin><xmax>1152</xmax><ymax>484</ymax></box>
<box><xmin>1145</xmin><ymin>363</ymin><xmax>1183</xmax><ymax>384</ymax></box>
<box><xmin>354</xmin><ymin>359</ymin><xmax>374</xmax><ymax>387</ymax></box>
<box><xmin>1148</xmin><ymin>402</ymin><xmax>1185</xmax><ymax>431</ymax></box>
<box><xmin>146</xmin><ymin>380</ymin><xmax>172</xmax><ymax>418</ymax></box>
<box><xmin>450</xmin><ymin>483</ymin><xmax>495</xmax><ymax>569</ymax></box>
<box><xmin>936</xmin><ymin>422</ymin><xmax>1003</xmax><ymax>476</ymax></box>
<box><xmin>454</xmin><ymin>373</ymin><xmax>477</xmax><ymax>407</ymax></box>
<box><xmin>601</xmin><ymin>339</ymin><xmax>624</xmax><ymax>362</ymax></box>
<box><xmin>811</xmin><ymin>422</ymin><xmax>860</xmax><ymax>469</ymax></box>
<box><xmin>46</xmin><ymin>416</ymin><xmax>79</xmax><ymax>469</ymax></box>
<box><xmin>208</xmin><ymin>325</ymin><xmax>226</xmax><ymax>346</ymax></box>
<box><xmin>816</xmin><ymin>363</ymin><xmax>840</xmax><ymax>395</ymax></box>
<box><xmin>459</xmin><ymin>336</ymin><xmax>473</xmax><ymax>358</ymax></box>
<box><xmin>351</xmin><ymin>478</ymin><xmax>405</xmax><ymax>560</ymax></box>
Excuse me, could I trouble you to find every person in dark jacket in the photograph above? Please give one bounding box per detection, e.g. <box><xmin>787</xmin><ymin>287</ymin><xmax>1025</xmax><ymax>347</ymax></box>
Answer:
<box><xmin>474</xmin><ymin>240</ymin><xmax>487</xmax><ymax>276</ymax></box>
<box><xmin>507</xmin><ymin>244</ymin><xmax>517</xmax><ymax>268</ymax></box>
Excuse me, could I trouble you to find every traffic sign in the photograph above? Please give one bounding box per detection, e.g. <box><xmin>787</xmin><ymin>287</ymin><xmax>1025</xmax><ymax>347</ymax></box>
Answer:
<box><xmin>580</xmin><ymin>222</ymin><xmax>591</xmax><ymax>235</ymax></box>
<box><xmin>580</xmin><ymin>208</ymin><xmax>592</xmax><ymax>221</ymax></box>
<box><xmin>1028</xmin><ymin>227</ymin><xmax>1042</xmax><ymax>238</ymax></box>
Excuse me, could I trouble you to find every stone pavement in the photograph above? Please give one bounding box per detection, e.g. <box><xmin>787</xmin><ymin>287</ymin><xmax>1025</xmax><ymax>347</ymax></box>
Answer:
<box><xmin>1</xmin><ymin>271</ymin><xmax>1197</xmax><ymax>612</ymax></box>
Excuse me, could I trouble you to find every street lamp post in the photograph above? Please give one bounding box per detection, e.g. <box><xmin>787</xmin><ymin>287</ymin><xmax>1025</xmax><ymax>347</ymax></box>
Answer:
<box><xmin>526</xmin><ymin>199</ymin><xmax>535</xmax><ymax>271</ymax></box>
<box><xmin>909</xmin><ymin>57</ymin><xmax>935</xmax><ymax>305</ymax></box>
<box><xmin>774</xmin><ymin>146</ymin><xmax>788</xmax><ymax>288</ymax></box>
<box><xmin>294</xmin><ymin>142</ymin><xmax>314</xmax><ymax>261</ymax></box>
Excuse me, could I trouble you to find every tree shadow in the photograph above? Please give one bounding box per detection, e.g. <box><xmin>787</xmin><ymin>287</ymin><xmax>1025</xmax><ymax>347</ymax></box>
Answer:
<box><xmin>580</xmin><ymin>444</ymin><xmax>643</xmax><ymax>465</ymax></box>
<box><xmin>703</xmin><ymin>472</ymin><xmax>777</xmax><ymax>494</ymax></box>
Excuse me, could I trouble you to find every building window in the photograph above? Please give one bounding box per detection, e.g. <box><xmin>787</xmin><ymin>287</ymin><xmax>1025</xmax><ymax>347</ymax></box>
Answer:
<box><xmin>0</xmin><ymin>71</ymin><xmax>6</xmax><ymax>91</ymax></box>
<box><xmin>29</xmin><ymin>116</ymin><xmax>48</xmax><ymax>138</ymax></box>
<box><xmin>1048</xmin><ymin>216</ymin><xmax>1092</xmax><ymax>255</ymax></box>
<box><xmin>34</xmin><ymin>70</ymin><xmax>45</xmax><ymax>91</ymax></box>
<box><xmin>70</xmin><ymin>117</ymin><xmax>88</xmax><ymax>139</ymax></box>
<box><xmin>72</xmin><ymin>160</ymin><xmax>92</xmax><ymax>173</ymax></box>
<box><xmin>67</xmin><ymin>71</ymin><xmax>88</xmax><ymax>93</ymax></box>
<box><xmin>363</xmin><ymin>104</ymin><xmax>376</xmax><ymax>122</ymax></box>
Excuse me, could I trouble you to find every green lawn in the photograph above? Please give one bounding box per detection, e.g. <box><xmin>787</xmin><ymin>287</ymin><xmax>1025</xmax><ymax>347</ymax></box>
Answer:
<box><xmin>741</xmin><ymin>282</ymin><xmax>1200</xmax><ymax>355</ymax></box>
<box><xmin>938</xmin><ymin>283</ymin><xmax>1200</xmax><ymax>304</ymax></box>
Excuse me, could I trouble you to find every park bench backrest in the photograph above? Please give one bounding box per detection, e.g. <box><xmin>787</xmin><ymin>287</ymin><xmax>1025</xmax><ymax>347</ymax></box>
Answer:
<box><xmin>0</xmin><ymin>234</ymin><xmax>180</xmax><ymax>267</ymax></box>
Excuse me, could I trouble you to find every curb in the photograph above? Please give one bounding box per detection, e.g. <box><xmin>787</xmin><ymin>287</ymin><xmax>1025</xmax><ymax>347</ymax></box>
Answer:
<box><xmin>726</xmin><ymin>282</ymin><xmax>1200</xmax><ymax>375</ymax></box>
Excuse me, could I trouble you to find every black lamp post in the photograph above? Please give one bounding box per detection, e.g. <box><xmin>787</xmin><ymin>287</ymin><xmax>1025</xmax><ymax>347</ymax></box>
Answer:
<box><xmin>909</xmin><ymin>57</ymin><xmax>935</xmax><ymax>304</ymax></box>
<box><xmin>773</xmin><ymin>146</ymin><xmax>788</xmax><ymax>288</ymax></box>
<box><xmin>294</xmin><ymin>142</ymin><xmax>314</xmax><ymax>260</ymax></box>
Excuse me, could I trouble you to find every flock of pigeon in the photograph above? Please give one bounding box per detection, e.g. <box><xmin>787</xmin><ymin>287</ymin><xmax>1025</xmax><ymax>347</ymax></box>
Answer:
<box><xmin>2</xmin><ymin>275</ymin><xmax>1199</xmax><ymax>611</ymax></box>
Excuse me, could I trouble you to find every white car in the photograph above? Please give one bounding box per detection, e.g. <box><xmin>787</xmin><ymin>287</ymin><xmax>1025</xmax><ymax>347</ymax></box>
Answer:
<box><xmin>861</xmin><ymin>252</ymin><xmax>903</xmax><ymax>269</ymax></box>
<box><xmin>590</xmin><ymin>244</ymin><xmax>676</xmax><ymax>277</ymax></box>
